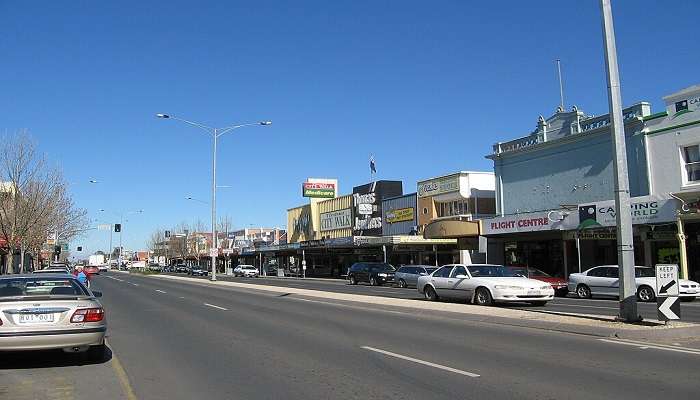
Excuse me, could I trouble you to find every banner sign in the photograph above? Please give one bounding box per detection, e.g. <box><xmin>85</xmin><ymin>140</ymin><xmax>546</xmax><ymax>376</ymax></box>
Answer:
<box><xmin>302</xmin><ymin>182</ymin><xmax>336</xmax><ymax>198</ymax></box>
<box><xmin>417</xmin><ymin>175</ymin><xmax>460</xmax><ymax>198</ymax></box>
<box><xmin>577</xmin><ymin>195</ymin><xmax>678</xmax><ymax>229</ymax></box>
<box><xmin>386</xmin><ymin>207</ymin><xmax>414</xmax><ymax>223</ymax></box>
<box><xmin>482</xmin><ymin>210</ymin><xmax>576</xmax><ymax>235</ymax></box>
<box><xmin>320</xmin><ymin>209</ymin><xmax>352</xmax><ymax>231</ymax></box>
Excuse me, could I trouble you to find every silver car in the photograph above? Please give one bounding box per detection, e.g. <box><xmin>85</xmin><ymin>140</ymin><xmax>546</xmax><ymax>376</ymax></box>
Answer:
<box><xmin>0</xmin><ymin>274</ymin><xmax>107</xmax><ymax>360</ymax></box>
<box><xmin>394</xmin><ymin>265</ymin><xmax>438</xmax><ymax>288</ymax></box>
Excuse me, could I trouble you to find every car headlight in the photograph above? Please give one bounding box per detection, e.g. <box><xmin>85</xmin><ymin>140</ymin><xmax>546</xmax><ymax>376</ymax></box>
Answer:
<box><xmin>378</xmin><ymin>273</ymin><xmax>388</xmax><ymax>277</ymax></box>
<box><xmin>541</xmin><ymin>285</ymin><xmax>551</xmax><ymax>290</ymax></box>
<box><xmin>494</xmin><ymin>285</ymin><xmax>523</xmax><ymax>290</ymax></box>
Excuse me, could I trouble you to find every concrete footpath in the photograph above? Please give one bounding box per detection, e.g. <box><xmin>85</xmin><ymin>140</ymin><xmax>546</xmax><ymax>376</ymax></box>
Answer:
<box><xmin>142</xmin><ymin>272</ymin><xmax>700</xmax><ymax>340</ymax></box>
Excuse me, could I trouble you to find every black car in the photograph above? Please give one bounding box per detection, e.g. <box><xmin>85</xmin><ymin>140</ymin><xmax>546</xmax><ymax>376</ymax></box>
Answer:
<box><xmin>175</xmin><ymin>264</ymin><xmax>189</xmax><ymax>273</ymax></box>
<box><xmin>188</xmin><ymin>266</ymin><xmax>208</xmax><ymax>277</ymax></box>
<box><xmin>347</xmin><ymin>262</ymin><xmax>396</xmax><ymax>286</ymax></box>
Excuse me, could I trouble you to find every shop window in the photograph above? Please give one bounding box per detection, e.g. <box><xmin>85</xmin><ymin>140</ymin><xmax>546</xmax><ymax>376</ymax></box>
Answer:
<box><xmin>682</xmin><ymin>145</ymin><xmax>700</xmax><ymax>184</ymax></box>
<box><xmin>675</xmin><ymin>100</ymin><xmax>688</xmax><ymax>113</ymax></box>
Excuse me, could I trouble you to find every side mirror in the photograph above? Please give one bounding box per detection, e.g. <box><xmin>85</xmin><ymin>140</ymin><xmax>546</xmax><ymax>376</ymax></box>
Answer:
<box><xmin>92</xmin><ymin>290</ymin><xmax>103</xmax><ymax>298</ymax></box>
<box><xmin>419</xmin><ymin>272</ymin><xmax>427</xmax><ymax>276</ymax></box>
<box><xmin>455</xmin><ymin>274</ymin><xmax>469</xmax><ymax>279</ymax></box>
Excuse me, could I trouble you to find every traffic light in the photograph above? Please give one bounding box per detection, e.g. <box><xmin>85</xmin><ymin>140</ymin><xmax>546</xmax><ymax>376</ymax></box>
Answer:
<box><xmin>115</xmin><ymin>224</ymin><xmax>121</xmax><ymax>233</ymax></box>
<box><xmin>54</xmin><ymin>245</ymin><xmax>61</xmax><ymax>255</ymax></box>
<box><xmin>77</xmin><ymin>246</ymin><xmax>83</xmax><ymax>251</ymax></box>
<box><xmin>165</xmin><ymin>230</ymin><xmax>171</xmax><ymax>238</ymax></box>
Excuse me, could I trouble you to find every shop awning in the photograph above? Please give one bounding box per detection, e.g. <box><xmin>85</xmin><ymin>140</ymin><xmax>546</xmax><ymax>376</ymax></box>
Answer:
<box><xmin>423</xmin><ymin>219</ymin><xmax>480</xmax><ymax>239</ymax></box>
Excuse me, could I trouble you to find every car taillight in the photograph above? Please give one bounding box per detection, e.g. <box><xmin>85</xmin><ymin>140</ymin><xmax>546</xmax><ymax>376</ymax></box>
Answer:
<box><xmin>71</xmin><ymin>308</ymin><xmax>104</xmax><ymax>323</ymax></box>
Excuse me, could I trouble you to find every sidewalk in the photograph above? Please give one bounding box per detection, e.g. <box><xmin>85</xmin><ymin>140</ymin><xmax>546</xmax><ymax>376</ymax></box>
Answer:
<box><xmin>149</xmin><ymin>273</ymin><xmax>700</xmax><ymax>341</ymax></box>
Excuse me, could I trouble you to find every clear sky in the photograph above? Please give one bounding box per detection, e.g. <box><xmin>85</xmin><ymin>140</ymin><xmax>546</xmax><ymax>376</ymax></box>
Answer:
<box><xmin>2</xmin><ymin>0</ymin><xmax>699</xmax><ymax>256</ymax></box>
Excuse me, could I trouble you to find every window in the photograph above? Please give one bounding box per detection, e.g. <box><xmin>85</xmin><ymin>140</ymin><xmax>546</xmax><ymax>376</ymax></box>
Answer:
<box><xmin>605</xmin><ymin>267</ymin><xmax>619</xmax><ymax>278</ymax></box>
<box><xmin>433</xmin><ymin>266</ymin><xmax>453</xmax><ymax>278</ymax></box>
<box><xmin>675</xmin><ymin>100</ymin><xmax>689</xmax><ymax>113</ymax></box>
<box><xmin>683</xmin><ymin>145</ymin><xmax>700</xmax><ymax>183</ymax></box>
<box><xmin>451</xmin><ymin>266</ymin><xmax>468</xmax><ymax>277</ymax></box>
<box><xmin>587</xmin><ymin>267</ymin><xmax>606</xmax><ymax>277</ymax></box>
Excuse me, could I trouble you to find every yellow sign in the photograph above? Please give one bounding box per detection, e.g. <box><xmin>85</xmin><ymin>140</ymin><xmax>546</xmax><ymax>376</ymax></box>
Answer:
<box><xmin>386</xmin><ymin>207</ymin><xmax>414</xmax><ymax>223</ymax></box>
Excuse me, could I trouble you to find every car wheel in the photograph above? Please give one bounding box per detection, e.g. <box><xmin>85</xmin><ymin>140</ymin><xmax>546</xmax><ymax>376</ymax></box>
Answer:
<box><xmin>576</xmin><ymin>284</ymin><xmax>592</xmax><ymax>299</ymax></box>
<box><xmin>474</xmin><ymin>287</ymin><xmax>493</xmax><ymax>306</ymax></box>
<box><xmin>529</xmin><ymin>301</ymin><xmax>547</xmax><ymax>307</ymax></box>
<box><xmin>424</xmin><ymin>286</ymin><xmax>438</xmax><ymax>301</ymax></box>
<box><xmin>86</xmin><ymin>343</ymin><xmax>106</xmax><ymax>363</ymax></box>
<box><xmin>637</xmin><ymin>285</ymin><xmax>656</xmax><ymax>302</ymax></box>
<box><xmin>349</xmin><ymin>275</ymin><xmax>357</xmax><ymax>285</ymax></box>
<box><xmin>398</xmin><ymin>279</ymin><xmax>407</xmax><ymax>288</ymax></box>
<box><xmin>369</xmin><ymin>276</ymin><xmax>378</xmax><ymax>286</ymax></box>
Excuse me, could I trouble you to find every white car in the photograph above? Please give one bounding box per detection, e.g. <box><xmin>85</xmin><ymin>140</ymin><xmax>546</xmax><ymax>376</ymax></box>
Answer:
<box><xmin>233</xmin><ymin>265</ymin><xmax>259</xmax><ymax>278</ymax></box>
<box><xmin>568</xmin><ymin>265</ymin><xmax>700</xmax><ymax>302</ymax></box>
<box><xmin>417</xmin><ymin>264</ymin><xmax>555</xmax><ymax>306</ymax></box>
<box><xmin>98</xmin><ymin>265</ymin><xmax>109</xmax><ymax>272</ymax></box>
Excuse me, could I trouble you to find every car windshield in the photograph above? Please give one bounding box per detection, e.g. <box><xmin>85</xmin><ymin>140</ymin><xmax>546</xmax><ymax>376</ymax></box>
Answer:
<box><xmin>468</xmin><ymin>265</ymin><xmax>528</xmax><ymax>278</ymax></box>
<box><xmin>424</xmin><ymin>268</ymin><xmax>438</xmax><ymax>274</ymax></box>
<box><xmin>635</xmin><ymin>268</ymin><xmax>655</xmax><ymax>278</ymax></box>
<box><xmin>0</xmin><ymin>277</ymin><xmax>89</xmax><ymax>297</ymax></box>
<box><xmin>368</xmin><ymin>263</ymin><xmax>395</xmax><ymax>272</ymax></box>
<box><xmin>527</xmin><ymin>268</ymin><xmax>552</xmax><ymax>278</ymax></box>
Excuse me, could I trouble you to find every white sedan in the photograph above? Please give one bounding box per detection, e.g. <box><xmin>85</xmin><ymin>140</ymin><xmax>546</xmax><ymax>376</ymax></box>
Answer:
<box><xmin>417</xmin><ymin>264</ymin><xmax>555</xmax><ymax>306</ymax></box>
<box><xmin>233</xmin><ymin>265</ymin><xmax>260</xmax><ymax>278</ymax></box>
<box><xmin>568</xmin><ymin>265</ymin><xmax>700</xmax><ymax>302</ymax></box>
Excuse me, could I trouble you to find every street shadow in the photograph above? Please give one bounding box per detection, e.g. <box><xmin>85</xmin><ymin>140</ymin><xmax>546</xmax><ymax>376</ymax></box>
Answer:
<box><xmin>0</xmin><ymin>345</ymin><xmax>113</xmax><ymax>370</ymax></box>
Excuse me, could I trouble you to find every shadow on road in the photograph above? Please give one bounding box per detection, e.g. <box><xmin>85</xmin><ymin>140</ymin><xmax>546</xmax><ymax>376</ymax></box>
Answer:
<box><xmin>0</xmin><ymin>345</ymin><xmax>113</xmax><ymax>370</ymax></box>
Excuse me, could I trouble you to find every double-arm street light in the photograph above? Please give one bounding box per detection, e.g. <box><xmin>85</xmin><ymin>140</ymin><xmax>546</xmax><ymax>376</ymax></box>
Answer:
<box><xmin>156</xmin><ymin>113</ymin><xmax>271</xmax><ymax>281</ymax></box>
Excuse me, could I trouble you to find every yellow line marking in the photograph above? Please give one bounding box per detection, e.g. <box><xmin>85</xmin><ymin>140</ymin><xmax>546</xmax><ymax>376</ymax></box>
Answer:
<box><xmin>109</xmin><ymin>341</ymin><xmax>138</xmax><ymax>400</ymax></box>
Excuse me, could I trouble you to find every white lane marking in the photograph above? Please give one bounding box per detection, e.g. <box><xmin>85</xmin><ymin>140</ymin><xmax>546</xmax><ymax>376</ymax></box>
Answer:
<box><xmin>361</xmin><ymin>346</ymin><xmax>480</xmax><ymax>378</ymax></box>
<box><xmin>598</xmin><ymin>339</ymin><xmax>700</xmax><ymax>356</ymax></box>
<box><xmin>203</xmin><ymin>303</ymin><xmax>228</xmax><ymax>311</ymax></box>
<box><xmin>129</xmin><ymin>283</ymin><xmax>139</xmax><ymax>286</ymax></box>
<box><xmin>155</xmin><ymin>289</ymin><xmax>167</xmax><ymax>294</ymax></box>
<box><xmin>179</xmin><ymin>296</ymin><xmax>185</xmax><ymax>299</ymax></box>
<box><xmin>113</xmin><ymin>278</ymin><xmax>124</xmax><ymax>282</ymax></box>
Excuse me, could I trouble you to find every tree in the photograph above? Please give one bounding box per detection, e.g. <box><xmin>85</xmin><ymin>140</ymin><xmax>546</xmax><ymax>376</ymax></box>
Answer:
<box><xmin>0</xmin><ymin>132</ymin><xmax>87</xmax><ymax>273</ymax></box>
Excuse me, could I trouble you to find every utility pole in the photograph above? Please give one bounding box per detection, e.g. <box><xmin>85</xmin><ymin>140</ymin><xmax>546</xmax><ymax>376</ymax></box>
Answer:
<box><xmin>600</xmin><ymin>0</ymin><xmax>640</xmax><ymax>322</ymax></box>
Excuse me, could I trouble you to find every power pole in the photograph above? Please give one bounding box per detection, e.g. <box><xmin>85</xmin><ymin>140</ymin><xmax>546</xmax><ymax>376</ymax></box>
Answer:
<box><xmin>600</xmin><ymin>0</ymin><xmax>640</xmax><ymax>322</ymax></box>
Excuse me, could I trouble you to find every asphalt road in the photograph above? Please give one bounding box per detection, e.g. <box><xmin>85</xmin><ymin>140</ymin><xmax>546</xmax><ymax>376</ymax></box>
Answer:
<box><xmin>74</xmin><ymin>272</ymin><xmax>700</xmax><ymax>399</ymax></box>
<box><xmin>167</xmin><ymin>272</ymin><xmax>700</xmax><ymax>322</ymax></box>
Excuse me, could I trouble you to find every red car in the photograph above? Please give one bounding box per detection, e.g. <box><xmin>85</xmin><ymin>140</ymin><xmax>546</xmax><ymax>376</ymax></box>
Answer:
<box><xmin>84</xmin><ymin>265</ymin><xmax>100</xmax><ymax>275</ymax></box>
<box><xmin>526</xmin><ymin>267</ymin><xmax>568</xmax><ymax>296</ymax></box>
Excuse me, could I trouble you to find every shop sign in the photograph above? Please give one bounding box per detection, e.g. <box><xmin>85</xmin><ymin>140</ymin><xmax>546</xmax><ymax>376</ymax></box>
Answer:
<box><xmin>354</xmin><ymin>236</ymin><xmax>388</xmax><ymax>246</ymax></box>
<box><xmin>578</xmin><ymin>195</ymin><xmax>678</xmax><ymax>229</ymax></box>
<box><xmin>302</xmin><ymin>182</ymin><xmax>336</xmax><ymax>198</ymax></box>
<box><xmin>353</xmin><ymin>191</ymin><xmax>381</xmax><ymax>232</ymax></box>
<box><xmin>645</xmin><ymin>231</ymin><xmax>678</xmax><ymax>241</ymax></box>
<box><xmin>482</xmin><ymin>210</ymin><xmax>576</xmax><ymax>235</ymax></box>
<box><xmin>417</xmin><ymin>175</ymin><xmax>460</xmax><ymax>198</ymax></box>
<box><xmin>386</xmin><ymin>207</ymin><xmax>414</xmax><ymax>223</ymax></box>
<box><xmin>320</xmin><ymin>209</ymin><xmax>352</xmax><ymax>231</ymax></box>
<box><xmin>568</xmin><ymin>230</ymin><xmax>617</xmax><ymax>240</ymax></box>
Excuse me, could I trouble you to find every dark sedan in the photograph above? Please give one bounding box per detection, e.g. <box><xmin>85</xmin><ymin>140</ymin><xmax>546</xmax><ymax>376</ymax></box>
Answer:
<box><xmin>188</xmin><ymin>267</ymin><xmax>208</xmax><ymax>277</ymax></box>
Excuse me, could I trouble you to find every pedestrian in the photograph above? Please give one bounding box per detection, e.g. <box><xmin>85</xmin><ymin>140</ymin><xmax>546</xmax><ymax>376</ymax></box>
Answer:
<box><xmin>75</xmin><ymin>265</ymin><xmax>90</xmax><ymax>288</ymax></box>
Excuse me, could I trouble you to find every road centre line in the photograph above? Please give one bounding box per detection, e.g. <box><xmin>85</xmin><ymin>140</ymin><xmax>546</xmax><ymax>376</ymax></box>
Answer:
<box><xmin>361</xmin><ymin>346</ymin><xmax>480</xmax><ymax>378</ymax></box>
<box><xmin>155</xmin><ymin>289</ymin><xmax>166</xmax><ymax>294</ymax></box>
<box><xmin>598</xmin><ymin>339</ymin><xmax>700</xmax><ymax>355</ymax></box>
<box><xmin>203</xmin><ymin>303</ymin><xmax>228</xmax><ymax>311</ymax></box>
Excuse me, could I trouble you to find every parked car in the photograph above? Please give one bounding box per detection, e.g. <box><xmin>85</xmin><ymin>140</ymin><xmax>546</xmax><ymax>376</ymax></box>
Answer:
<box><xmin>33</xmin><ymin>267</ymin><xmax>71</xmax><ymax>275</ymax></box>
<box><xmin>148</xmin><ymin>263</ymin><xmax>162</xmax><ymax>272</ymax></box>
<box><xmin>505</xmin><ymin>266</ymin><xmax>568</xmax><ymax>296</ymax></box>
<box><xmin>0</xmin><ymin>274</ymin><xmax>107</xmax><ymax>361</ymax></box>
<box><xmin>84</xmin><ymin>266</ymin><xmax>100</xmax><ymax>275</ymax></box>
<box><xmin>347</xmin><ymin>262</ymin><xmax>396</xmax><ymax>286</ymax></box>
<box><xmin>175</xmin><ymin>264</ymin><xmax>189</xmax><ymax>273</ymax></box>
<box><xmin>417</xmin><ymin>264</ymin><xmax>554</xmax><ymax>306</ymax></box>
<box><xmin>568</xmin><ymin>265</ymin><xmax>700</xmax><ymax>302</ymax></box>
<box><xmin>234</xmin><ymin>265</ymin><xmax>260</xmax><ymax>277</ymax></box>
<box><xmin>188</xmin><ymin>266</ymin><xmax>208</xmax><ymax>277</ymax></box>
<box><xmin>98</xmin><ymin>265</ymin><xmax>109</xmax><ymax>272</ymax></box>
<box><xmin>394</xmin><ymin>265</ymin><xmax>438</xmax><ymax>288</ymax></box>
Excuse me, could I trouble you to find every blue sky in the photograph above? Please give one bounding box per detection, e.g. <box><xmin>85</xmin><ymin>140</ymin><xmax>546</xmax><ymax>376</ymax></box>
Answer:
<box><xmin>2</xmin><ymin>1</ymin><xmax>698</xmax><ymax>256</ymax></box>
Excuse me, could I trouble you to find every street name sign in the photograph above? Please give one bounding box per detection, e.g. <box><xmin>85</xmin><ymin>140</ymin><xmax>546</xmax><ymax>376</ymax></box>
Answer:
<box><xmin>656</xmin><ymin>264</ymin><xmax>680</xmax><ymax>321</ymax></box>
<box><xmin>209</xmin><ymin>248</ymin><xmax>218</xmax><ymax>257</ymax></box>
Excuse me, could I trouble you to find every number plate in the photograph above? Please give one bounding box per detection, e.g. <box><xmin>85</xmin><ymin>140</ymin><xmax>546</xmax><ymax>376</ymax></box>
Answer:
<box><xmin>527</xmin><ymin>290</ymin><xmax>540</xmax><ymax>296</ymax></box>
<box><xmin>19</xmin><ymin>313</ymin><xmax>55</xmax><ymax>324</ymax></box>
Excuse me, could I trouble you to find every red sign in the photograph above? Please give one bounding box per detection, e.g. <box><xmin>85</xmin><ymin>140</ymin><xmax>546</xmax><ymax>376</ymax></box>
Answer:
<box><xmin>303</xmin><ymin>182</ymin><xmax>335</xmax><ymax>190</ymax></box>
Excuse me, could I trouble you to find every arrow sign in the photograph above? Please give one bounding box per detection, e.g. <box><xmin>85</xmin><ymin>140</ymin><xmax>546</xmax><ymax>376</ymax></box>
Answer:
<box><xmin>657</xmin><ymin>296</ymin><xmax>681</xmax><ymax>321</ymax></box>
<box><xmin>659</xmin><ymin>280</ymin><xmax>676</xmax><ymax>294</ymax></box>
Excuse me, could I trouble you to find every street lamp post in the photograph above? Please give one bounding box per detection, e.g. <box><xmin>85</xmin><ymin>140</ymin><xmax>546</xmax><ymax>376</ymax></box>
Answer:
<box><xmin>157</xmin><ymin>113</ymin><xmax>271</xmax><ymax>281</ymax></box>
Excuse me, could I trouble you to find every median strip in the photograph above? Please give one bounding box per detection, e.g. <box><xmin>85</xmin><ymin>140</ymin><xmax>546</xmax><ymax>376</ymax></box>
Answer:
<box><xmin>361</xmin><ymin>346</ymin><xmax>480</xmax><ymax>378</ymax></box>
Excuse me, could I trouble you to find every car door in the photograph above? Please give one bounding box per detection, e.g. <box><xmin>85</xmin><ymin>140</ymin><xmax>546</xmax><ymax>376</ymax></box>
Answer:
<box><xmin>358</xmin><ymin>264</ymin><xmax>370</xmax><ymax>283</ymax></box>
<box><xmin>586</xmin><ymin>267</ymin><xmax>613</xmax><ymax>296</ymax></box>
<box><xmin>406</xmin><ymin>267</ymin><xmax>420</xmax><ymax>287</ymax></box>
<box><xmin>605</xmin><ymin>267</ymin><xmax>621</xmax><ymax>295</ymax></box>
<box><xmin>448</xmin><ymin>265</ymin><xmax>473</xmax><ymax>300</ymax></box>
<box><xmin>431</xmin><ymin>266</ymin><xmax>454</xmax><ymax>297</ymax></box>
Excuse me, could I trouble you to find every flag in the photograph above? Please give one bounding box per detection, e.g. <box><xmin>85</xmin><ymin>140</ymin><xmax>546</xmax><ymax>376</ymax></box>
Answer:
<box><xmin>370</xmin><ymin>155</ymin><xmax>376</xmax><ymax>174</ymax></box>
